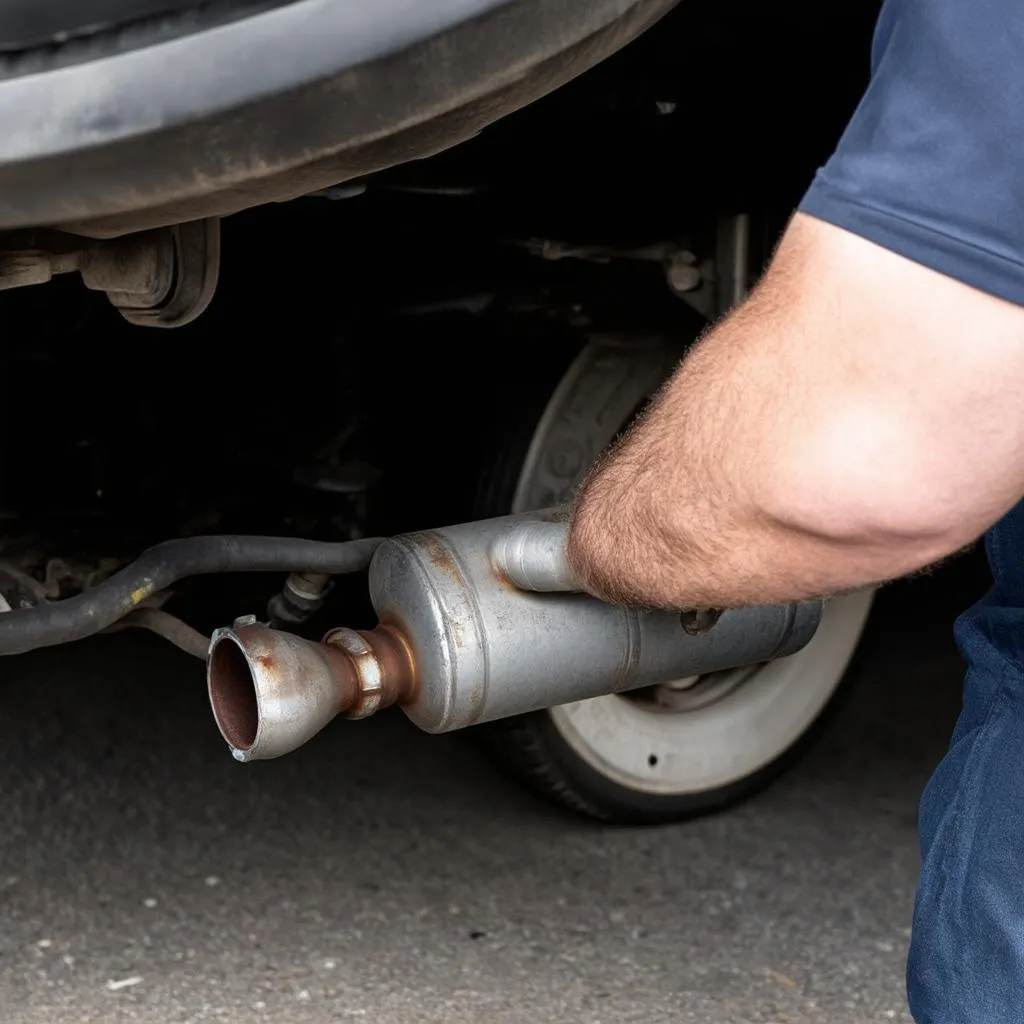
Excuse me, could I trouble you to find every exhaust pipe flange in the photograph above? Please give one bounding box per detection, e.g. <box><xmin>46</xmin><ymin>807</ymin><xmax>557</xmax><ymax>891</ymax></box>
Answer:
<box><xmin>207</xmin><ymin>620</ymin><xmax>415</xmax><ymax>761</ymax></box>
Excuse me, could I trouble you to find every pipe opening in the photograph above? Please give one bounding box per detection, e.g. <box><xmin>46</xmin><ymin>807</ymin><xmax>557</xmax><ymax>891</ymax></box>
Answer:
<box><xmin>209</xmin><ymin>636</ymin><xmax>259</xmax><ymax>751</ymax></box>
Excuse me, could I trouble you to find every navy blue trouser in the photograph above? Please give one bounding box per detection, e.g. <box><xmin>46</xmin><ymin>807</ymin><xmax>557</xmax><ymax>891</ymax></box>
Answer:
<box><xmin>908</xmin><ymin>500</ymin><xmax>1024</xmax><ymax>1021</ymax></box>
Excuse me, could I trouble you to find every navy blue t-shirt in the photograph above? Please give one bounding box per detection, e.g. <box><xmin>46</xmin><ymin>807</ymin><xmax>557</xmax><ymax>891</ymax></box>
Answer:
<box><xmin>799</xmin><ymin>0</ymin><xmax>1024</xmax><ymax>307</ymax></box>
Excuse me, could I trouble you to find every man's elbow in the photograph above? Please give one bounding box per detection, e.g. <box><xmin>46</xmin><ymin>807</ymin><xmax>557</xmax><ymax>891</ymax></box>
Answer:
<box><xmin>761</xmin><ymin>427</ymin><xmax>990</xmax><ymax>577</ymax></box>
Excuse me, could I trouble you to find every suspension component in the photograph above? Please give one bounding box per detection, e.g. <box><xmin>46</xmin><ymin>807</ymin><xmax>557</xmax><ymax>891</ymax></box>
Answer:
<box><xmin>0</xmin><ymin>219</ymin><xmax>219</xmax><ymax>327</ymax></box>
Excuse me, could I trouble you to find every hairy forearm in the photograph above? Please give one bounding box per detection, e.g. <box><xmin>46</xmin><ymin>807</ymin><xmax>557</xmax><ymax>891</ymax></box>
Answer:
<box><xmin>566</xmin><ymin>321</ymin><xmax>933</xmax><ymax>609</ymax></box>
<box><xmin>566</xmin><ymin>216</ymin><xmax>1024</xmax><ymax>610</ymax></box>
<box><xmin>567</xmin><ymin>312</ymin><xmax>862</xmax><ymax>609</ymax></box>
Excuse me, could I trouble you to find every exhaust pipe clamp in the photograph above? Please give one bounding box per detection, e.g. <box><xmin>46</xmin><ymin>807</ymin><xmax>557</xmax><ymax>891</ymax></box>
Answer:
<box><xmin>324</xmin><ymin>627</ymin><xmax>384</xmax><ymax>720</ymax></box>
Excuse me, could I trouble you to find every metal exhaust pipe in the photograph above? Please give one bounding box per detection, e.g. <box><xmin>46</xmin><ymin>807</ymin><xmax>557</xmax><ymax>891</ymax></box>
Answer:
<box><xmin>207</xmin><ymin>618</ymin><xmax>414</xmax><ymax>761</ymax></box>
<box><xmin>207</xmin><ymin>510</ymin><xmax>822</xmax><ymax>760</ymax></box>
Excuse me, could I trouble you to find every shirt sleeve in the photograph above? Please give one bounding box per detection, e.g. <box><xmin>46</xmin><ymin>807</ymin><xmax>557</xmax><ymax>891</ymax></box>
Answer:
<box><xmin>798</xmin><ymin>0</ymin><xmax>1024</xmax><ymax>307</ymax></box>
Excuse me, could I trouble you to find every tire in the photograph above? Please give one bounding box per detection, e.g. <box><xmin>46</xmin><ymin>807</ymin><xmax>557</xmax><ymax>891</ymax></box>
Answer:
<box><xmin>476</xmin><ymin>335</ymin><xmax>874</xmax><ymax>823</ymax></box>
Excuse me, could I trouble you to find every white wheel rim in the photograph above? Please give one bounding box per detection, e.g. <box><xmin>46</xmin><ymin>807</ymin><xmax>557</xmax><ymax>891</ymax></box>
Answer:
<box><xmin>549</xmin><ymin>589</ymin><xmax>873</xmax><ymax>795</ymax></box>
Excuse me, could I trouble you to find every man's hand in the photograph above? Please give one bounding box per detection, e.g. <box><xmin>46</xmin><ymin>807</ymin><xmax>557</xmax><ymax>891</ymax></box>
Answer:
<box><xmin>566</xmin><ymin>213</ymin><xmax>1024</xmax><ymax>610</ymax></box>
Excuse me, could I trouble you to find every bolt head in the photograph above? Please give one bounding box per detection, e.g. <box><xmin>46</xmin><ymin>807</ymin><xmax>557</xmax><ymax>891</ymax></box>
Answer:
<box><xmin>666</xmin><ymin>261</ymin><xmax>702</xmax><ymax>294</ymax></box>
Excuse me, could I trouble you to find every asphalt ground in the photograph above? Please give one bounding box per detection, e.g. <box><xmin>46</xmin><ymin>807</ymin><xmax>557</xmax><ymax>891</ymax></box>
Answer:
<box><xmin>0</xmin><ymin>554</ymin><xmax>987</xmax><ymax>1023</ymax></box>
